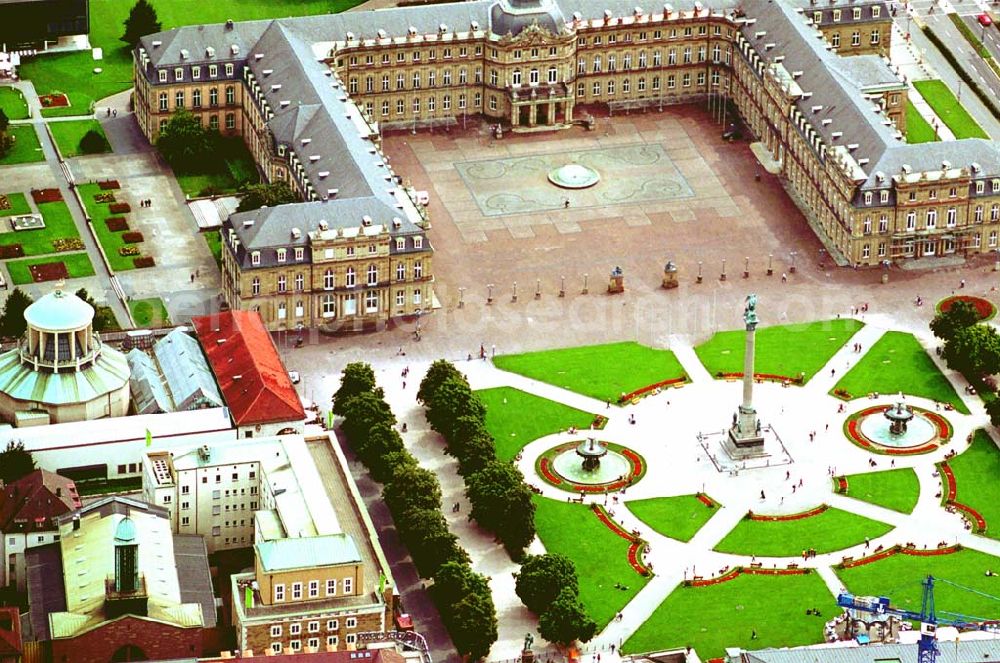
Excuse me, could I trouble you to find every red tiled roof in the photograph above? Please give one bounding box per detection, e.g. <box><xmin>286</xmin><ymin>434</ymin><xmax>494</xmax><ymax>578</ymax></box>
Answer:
<box><xmin>0</xmin><ymin>470</ymin><xmax>79</xmax><ymax>533</ymax></box>
<box><xmin>192</xmin><ymin>311</ymin><xmax>304</xmax><ymax>427</ymax></box>
<box><xmin>0</xmin><ymin>606</ymin><xmax>21</xmax><ymax>656</ymax></box>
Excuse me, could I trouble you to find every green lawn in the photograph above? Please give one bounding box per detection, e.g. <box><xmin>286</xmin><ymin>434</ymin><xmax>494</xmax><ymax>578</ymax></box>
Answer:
<box><xmin>174</xmin><ymin>137</ymin><xmax>258</xmax><ymax>197</ymax></box>
<box><xmin>714</xmin><ymin>507</ymin><xmax>894</xmax><ymax>557</ymax></box>
<box><xmin>20</xmin><ymin>0</ymin><xmax>365</xmax><ymax>121</ymax></box>
<box><xmin>837</xmin><ymin>548</ymin><xmax>1000</xmax><ymax>622</ymax></box>
<box><xmin>130</xmin><ymin>297</ymin><xmax>171</xmax><ymax>328</ymax></box>
<box><xmin>625</xmin><ymin>495</ymin><xmax>718</xmax><ymax>542</ymax></box>
<box><xmin>948</xmin><ymin>429</ymin><xmax>1000</xmax><ymax>539</ymax></box>
<box><xmin>476</xmin><ymin>386</ymin><xmax>595</xmax><ymax>462</ymax></box>
<box><xmin>905</xmin><ymin>101</ymin><xmax>938</xmax><ymax>144</ymax></box>
<box><xmin>0</xmin><ymin>200</ymin><xmax>83</xmax><ymax>256</ymax></box>
<box><xmin>494</xmin><ymin>342</ymin><xmax>686</xmax><ymax>403</ymax></box>
<box><xmin>832</xmin><ymin>331</ymin><xmax>968</xmax><ymax>413</ymax></box>
<box><xmin>0</xmin><ymin>87</ymin><xmax>29</xmax><ymax>120</ymax></box>
<box><xmin>695</xmin><ymin>319</ymin><xmax>863</xmax><ymax>383</ymax></box>
<box><xmin>48</xmin><ymin>120</ymin><xmax>111</xmax><ymax>158</ymax></box>
<box><xmin>204</xmin><ymin>231</ymin><xmax>222</xmax><ymax>267</ymax></box>
<box><xmin>623</xmin><ymin>572</ymin><xmax>839</xmax><ymax>658</ymax></box>
<box><xmin>913</xmin><ymin>79</ymin><xmax>989</xmax><ymax>140</ymax></box>
<box><xmin>0</xmin><ymin>192</ymin><xmax>31</xmax><ymax>216</ymax></box>
<box><xmin>0</xmin><ymin>126</ymin><xmax>44</xmax><ymax>165</ymax></box>
<box><xmin>533</xmin><ymin>497</ymin><xmax>650</xmax><ymax>628</ymax></box>
<box><xmin>5</xmin><ymin>252</ymin><xmax>95</xmax><ymax>285</ymax></box>
<box><xmin>842</xmin><ymin>468</ymin><xmax>920</xmax><ymax>514</ymax></box>
<box><xmin>77</xmin><ymin>182</ymin><xmax>145</xmax><ymax>271</ymax></box>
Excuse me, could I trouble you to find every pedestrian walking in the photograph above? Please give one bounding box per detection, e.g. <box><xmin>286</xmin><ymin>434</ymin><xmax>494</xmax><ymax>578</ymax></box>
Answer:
<box><xmin>781</xmin><ymin>273</ymin><xmax>787</xmax><ymax>283</ymax></box>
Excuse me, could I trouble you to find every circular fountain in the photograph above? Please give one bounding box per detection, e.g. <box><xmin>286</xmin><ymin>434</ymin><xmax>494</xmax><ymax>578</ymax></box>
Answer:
<box><xmin>547</xmin><ymin>163</ymin><xmax>601</xmax><ymax>189</ymax></box>
<box><xmin>576</xmin><ymin>437</ymin><xmax>608</xmax><ymax>471</ymax></box>
<box><xmin>539</xmin><ymin>439</ymin><xmax>643</xmax><ymax>490</ymax></box>
<box><xmin>852</xmin><ymin>400</ymin><xmax>942</xmax><ymax>451</ymax></box>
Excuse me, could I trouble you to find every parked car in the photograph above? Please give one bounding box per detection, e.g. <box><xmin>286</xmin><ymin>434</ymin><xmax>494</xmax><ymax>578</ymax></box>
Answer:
<box><xmin>978</xmin><ymin>13</ymin><xmax>993</xmax><ymax>26</ymax></box>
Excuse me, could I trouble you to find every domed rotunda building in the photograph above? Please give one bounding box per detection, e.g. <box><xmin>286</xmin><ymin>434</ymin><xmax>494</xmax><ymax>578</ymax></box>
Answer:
<box><xmin>0</xmin><ymin>288</ymin><xmax>130</xmax><ymax>426</ymax></box>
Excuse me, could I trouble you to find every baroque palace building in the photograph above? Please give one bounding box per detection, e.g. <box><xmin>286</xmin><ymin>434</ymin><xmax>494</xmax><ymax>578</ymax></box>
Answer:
<box><xmin>133</xmin><ymin>0</ymin><xmax>1000</xmax><ymax>330</ymax></box>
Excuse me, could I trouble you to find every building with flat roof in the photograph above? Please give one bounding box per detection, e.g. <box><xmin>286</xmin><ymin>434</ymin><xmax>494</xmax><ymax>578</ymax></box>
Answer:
<box><xmin>191</xmin><ymin>311</ymin><xmax>305</xmax><ymax>437</ymax></box>
<box><xmin>142</xmin><ymin>435</ymin><xmax>397</xmax><ymax>656</ymax></box>
<box><xmin>726</xmin><ymin>634</ymin><xmax>1000</xmax><ymax>662</ymax></box>
<box><xmin>0</xmin><ymin>0</ymin><xmax>89</xmax><ymax>50</ymax></box>
<box><xmin>25</xmin><ymin>496</ymin><xmax>216</xmax><ymax>663</ymax></box>
<box><xmin>0</xmin><ymin>288</ymin><xmax>130</xmax><ymax>427</ymax></box>
<box><xmin>0</xmin><ymin>469</ymin><xmax>80</xmax><ymax>591</ymax></box>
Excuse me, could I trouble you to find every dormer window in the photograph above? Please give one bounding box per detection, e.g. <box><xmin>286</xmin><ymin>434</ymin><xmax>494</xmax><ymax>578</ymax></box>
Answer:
<box><xmin>277</xmin><ymin>248</ymin><xmax>287</xmax><ymax>263</ymax></box>
<box><xmin>993</xmin><ymin>179</ymin><xmax>1000</xmax><ymax>192</ymax></box>
<box><xmin>192</xmin><ymin>66</ymin><xmax>201</xmax><ymax>79</ymax></box>
<box><xmin>158</xmin><ymin>69</ymin><xmax>167</xmax><ymax>82</ymax></box>
<box><xmin>833</xmin><ymin>9</ymin><xmax>841</xmax><ymax>21</ymax></box>
<box><xmin>872</xmin><ymin>6</ymin><xmax>880</xmax><ymax>17</ymax></box>
<box><xmin>864</xmin><ymin>192</ymin><xmax>872</xmax><ymax>205</ymax></box>
<box><xmin>396</xmin><ymin>238</ymin><xmax>405</xmax><ymax>250</ymax></box>
<box><xmin>174</xmin><ymin>67</ymin><xmax>183</xmax><ymax>81</ymax></box>
<box><xmin>225</xmin><ymin>63</ymin><xmax>234</xmax><ymax>76</ymax></box>
<box><xmin>251</xmin><ymin>251</ymin><xmax>260</xmax><ymax>266</ymax></box>
<box><xmin>278</xmin><ymin>145</ymin><xmax>286</xmax><ymax>157</ymax></box>
<box><xmin>209</xmin><ymin>64</ymin><xmax>218</xmax><ymax>78</ymax></box>
<box><xmin>852</xmin><ymin>7</ymin><xmax>861</xmax><ymax>19</ymax></box>
<box><xmin>414</xmin><ymin>236</ymin><xmax>423</xmax><ymax>249</ymax></box>
<box><xmin>813</xmin><ymin>11</ymin><xmax>821</xmax><ymax>23</ymax></box>
<box><xmin>295</xmin><ymin>247</ymin><xmax>304</xmax><ymax>261</ymax></box>
<box><xmin>880</xmin><ymin>190</ymin><xmax>889</xmax><ymax>204</ymax></box>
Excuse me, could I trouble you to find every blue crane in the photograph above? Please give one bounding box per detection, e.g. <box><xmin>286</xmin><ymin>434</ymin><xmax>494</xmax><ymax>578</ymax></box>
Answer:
<box><xmin>837</xmin><ymin>575</ymin><xmax>1000</xmax><ymax>663</ymax></box>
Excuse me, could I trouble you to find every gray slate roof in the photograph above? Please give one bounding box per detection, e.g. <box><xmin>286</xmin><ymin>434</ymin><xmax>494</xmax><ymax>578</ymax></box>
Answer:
<box><xmin>173</xmin><ymin>534</ymin><xmax>217</xmax><ymax>629</ymax></box>
<box><xmin>739</xmin><ymin>638</ymin><xmax>1000</xmax><ymax>663</ymax></box>
<box><xmin>832</xmin><ymin>54</ymin><xmax>901</xmax><ymax>90</ymax></box>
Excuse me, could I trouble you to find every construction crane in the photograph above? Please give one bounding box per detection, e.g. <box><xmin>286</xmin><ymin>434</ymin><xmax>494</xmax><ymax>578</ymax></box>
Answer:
<box><xmin>837</xmin><ymin>575</ymin><xmax>1000</xmax><ymax>663</ymax></box>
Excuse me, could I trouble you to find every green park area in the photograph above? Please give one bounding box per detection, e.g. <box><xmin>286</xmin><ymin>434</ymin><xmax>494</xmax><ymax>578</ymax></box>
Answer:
<box><xmin>173</xmin><ymin>138</ymin><xmax>257</xmax><ymax>198</ymax></box>
<box><xmin>714</xmin><ymin>507</ymin><xmax>893</xmax><ymax>557</ymax></box>
<box><xmin>837</xmin><ymin>548</ymin><xmax>1000</xmax><ymax>620</ymax></box>
<box><xmin>533</xmin><ymin>497</ymin><xmax>649</xmax><ymax>629</ymax></box>
<box><xmin>0</xmin><ymin>87</ymin><xmax>29</xmax><ymax>120</ymax></box>
<box><xmin>0</xmin><ymin>126</ymin><xmax>44</xmax><ymax>165</ymax></box>
<box><xmin>912</xmin><ymin>80</ymin><xmax>989</xmax><ymax>140</ymax></box>
<box><xmin>948</xmin><ymin>430</ymin><xmax>1000</xmax><ymax>539</ymax></box>
<box><xmin>476</xmin><ymin>387</ymin><xmax>595</xmax><ymax>462</ymax></box>
<box><xmin>130</xmin><ymin>297</ymin><xmax>171</xmax><ymax>327</ymax></box>
<box><xmin>905</xmin><ymin>101</ymin><xmax>937</xmax><ymax>144</ymax></box>
<box><xmin>832</xmin><ymin>331</ymin><xmax>968</xmax><ymax>413</ymax></box>
<box><xmin>694</xmin><ymin>319</ymin><xmax>863</xmax><ymax>383</ymax></box>
<box><xmin>842</xmin><ymin>468</ymin><xmax>920</xmax><ymax>514</ymax></box>
<box><xmin>0</xmin><ymin>198</ymin><xmax>85</xmax><ymax>256</ymax></box>
<box><xmin>625</xmin><ymin>495</ymin><xmax>718</xmax><ymax>542</ymax></box>
<box><xmin>494</xmin><ymin>342</ymin><xmax>686</xmax><ymax>403</ymax></box>
<box><xmin>204</xmin><ymin>231</ymin><xmax>222</xmax><ymax>267</ymax></box>
<box><xmin>0</xmin><ymin>192</ymin><xmax>31</xmax><ymax>217</ymax></box>
<box><xmin>48</xmin><ymin>120</ymin><xmax>111</xmax><ymax>158</ymax></box>
<box><xmin>623</xmin><ymin>572</ymin><xmax>838</xmax><ymax>658</ymax></box>
<box><xmin>19</xmin><ymin>0</ymin><xmax>365</xmax><ymax>118</ymax></box>
<box><xmin>5</xmin><ymin>253</ymin><xmax>95</xmax><ymax>285</ymax></box>
<box><xmin>78</xmin><ymin>182</ymin><xmax>148</xmax><ymax>271</ymax></box>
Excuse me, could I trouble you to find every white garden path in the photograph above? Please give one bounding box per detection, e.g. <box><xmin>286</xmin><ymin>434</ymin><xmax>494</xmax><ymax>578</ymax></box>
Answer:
<box><xmin>366</xmin><ymin>313</ymin><xmax>1000</xmax><ymax>662</ymax></box>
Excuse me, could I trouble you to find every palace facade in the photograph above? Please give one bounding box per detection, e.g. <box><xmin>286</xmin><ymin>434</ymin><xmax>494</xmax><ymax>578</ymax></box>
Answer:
<box><xmin>132</xmin><ymin>0</ymin><xmax>1000</xmax><ymax>329</ymax></box>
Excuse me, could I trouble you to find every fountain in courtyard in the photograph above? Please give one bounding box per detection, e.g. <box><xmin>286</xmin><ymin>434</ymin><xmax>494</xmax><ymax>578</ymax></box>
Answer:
<box><xmin>855</xmin><ymin>396</ymin><xmax>939</xmax><ymax>449</ymax></box>
<box><xmin>550</xmin><ymin>438</ymin><xmax>631</xmax><ymax>485</ymax></box>
<box><xmin>884</xmin><ymin>400</ymin><xmax>914</xmax><ymax>436</ymax></box>
<box><xmin>547</xmin><ymin>163</ymin><xmax>600</xmax><ymax>189</ymax></box>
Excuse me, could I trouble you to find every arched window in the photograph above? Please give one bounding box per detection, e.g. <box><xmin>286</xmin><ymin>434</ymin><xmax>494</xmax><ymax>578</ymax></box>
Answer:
<box><xmin>512</xmin><ymin>69</ymin><xmax>522</xmax><ymax>85</ymax></box>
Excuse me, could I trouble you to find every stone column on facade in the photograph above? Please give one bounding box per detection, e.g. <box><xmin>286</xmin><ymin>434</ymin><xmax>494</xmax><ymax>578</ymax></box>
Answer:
<box><xmin>511</xmin><ymin>104</ymin><xmax>519</xmax><ymax>127</ymax></box>
<box><xmin>529</xmin><ymin>104</ymin><xmax>537</xmax><ymax>127</ymax></box>
<box><xmin>566</xmin><ymin>99</ymin><xmax>574</xmax><ymax>123</ymax></box>
<box><xmin>548</xmin><ymin>102</ymin><xmax>555</xmax><ymax>126</ymax></box>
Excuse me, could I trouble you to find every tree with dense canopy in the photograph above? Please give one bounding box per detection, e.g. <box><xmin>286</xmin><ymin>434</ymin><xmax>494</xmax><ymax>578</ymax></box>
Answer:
<box><xmin>931</xmin><ymin>300</ymin><xmax>979</xmax><ymax>342</ymax></box>
<box><xmin>0</xmin><ymin>441</ymin><xmax>36</xmax><ymax>484</ymax></box>
<box><xmin>0</xmin><ymin>288</ymin><xmax>32</xmax><ymax>338</ymax></box>
<box><xmin>121</xmin><ymin>0</ymin><xmax>162</xmax><ymax>47</ymax></box>
<box><xmin>236</xmin><ymin>182</ymin><xmax>298</xmax><ymax>213</ymax></box>
<box><xmin>515</xmin><ymin>553</ymin><xmax>579</xmax><ymax>614</ymax></box>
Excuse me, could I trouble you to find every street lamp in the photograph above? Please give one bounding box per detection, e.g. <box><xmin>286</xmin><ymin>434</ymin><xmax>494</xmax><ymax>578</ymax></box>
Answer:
<box><xmin>535</xmin><ymin>278</ymin><xmax>541</xmax><ymax>300</ymax></box>
<box><xmin>512</xmin><ymin>281</ymin><xmax>518</xmax><ymax>303</ymax></box>
<box><xmin>697</xmin><ymin>261</ymin><xmax>704</xmax><ymax>284</ymax></box>
<box><xmin>487</xmin><ymin>283</ymin><xmax>495</xmax><ymax>305</ymax></box>
<box><xmin>720</xmin><ymin>258</ymin><xmax>727</xmax><ymax>281</ymax></box>
<box><xmin>767</xmin><ymin>253</ymin><xmax>774</xmax><ymax>276</ymax></box>
<box><xmin>743</xmin><ymin>256</ymin><xmax>750</xmax><ymax>279</ymax></box>
<box><xmin>458</xmin><ymin>286</ymin><xmax>466</xmax><ymax>309</ymax></box>
<box><xmin>583</xmin><ymin>273</ymin><xmax>589</xmax><ymax>295</ymax></box>
<box><xmin>559</xmin><ymin>275</ymin><xmax>566</xmax><ymax>298</ymax></box>
<box><xmin>789</xmin><ymin>251</ymin><xmax>798</xmax><ymax>273</ymax></box>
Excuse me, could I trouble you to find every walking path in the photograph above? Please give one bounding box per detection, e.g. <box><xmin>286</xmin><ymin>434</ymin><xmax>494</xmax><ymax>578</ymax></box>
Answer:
<box><xmin>364</xmin><ymin>309</ymin><xmax>1000</xmax><ymax>661</ymax></box>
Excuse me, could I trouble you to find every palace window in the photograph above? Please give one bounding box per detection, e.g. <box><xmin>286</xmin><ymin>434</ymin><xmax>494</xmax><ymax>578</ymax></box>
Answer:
<box><xmin>252</xmin><ymin>278</ymin><xmax>260</xmax><ymax>295</ymax></box>
<box><xmin>365</xmin><ymin>291</ymin><xmax>378</xmax><ymax>313</ymax></box>
<box><xmin>322</xmin><ymin>295</ymin><xmax>335</xmax><ymax>318</ymax></box>
<box><xmin>346</xmin><ymin>267</ymin><xmax>356</xmax><ymax>287</ymax></box>
<box><xmin>295</xmin><ymin>273</ymin><xmax>304</xmax><ymax>291</ymax></box>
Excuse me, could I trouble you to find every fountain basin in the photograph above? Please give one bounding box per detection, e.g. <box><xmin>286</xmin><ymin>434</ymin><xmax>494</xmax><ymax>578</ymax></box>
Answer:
<box><xmin>548</xmin><ymin>164</ymin><xmax>600</xmax><ymax>189</ymax></box>
<box><xmin>846</xmin><ymin>404</ymin><xmax>952</xmax><ymax>454</ymax></box>
<box><xmin>536</xmin><ymin>440</ymin><xmax>646</xmax><ymax>492</ymax></box>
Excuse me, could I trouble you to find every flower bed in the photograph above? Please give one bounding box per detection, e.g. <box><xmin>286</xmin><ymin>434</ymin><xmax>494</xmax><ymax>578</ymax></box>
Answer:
<box><xmin>105</xmin><ymin>217</ymin><xmax>128</xmax><ymax>232</ymax></box>
<box><xmin>715</xmin><ymin>371</ymin><xmax>805</xmax><ymax>386</ymax></box>
<box><xmin>840</xmin><ymin>543</ymin><xmax>962</xmax><ymax>568</ymax></box>
<box><xmin>31</xmin><ymin>189</ymin><xmax>62</xmax><ymax>204</ymax></box>
<box><xmin>617</xmin><ymin>376</ymin><xmax>688</xmax><ymax>403</ymax></box>
<box><xmin>591</xmin><ymin>504</ymin><xmax>635</xmax><ymax>542</ymax></box>
<box><xmin>122</xmin><ymin>231</ymin><xmax>144</xmax><ymax>244</ymax></box>
<box><xmin>538</xmin><ymin>457</ymin><xmax>561</xmax><ymax>485</ymax></box>
<box><xmin>939</xmin><ymin>462</ymin><xmax>957</xmax><ymax>501</ymax></box>
<box><xmin>747</xmin><ymin>505</ymin><xmax>828</xmax><ymax>522</ymax></box>
<box><xmin>690</xmin><ymin>567</ymin><xmax>741</xmax><ymax>587</ymax></box>
<box><xmin>840</xmin><ymin>545</ymin><xmax>901</xmax><ymax>569</ymax></box>
<box><xmin>902</xmin><ymin>544</ymin><xmax>962</xmax><ymax>556</ymax></box>
<box><xmin>687</xmin><ymin>565</ymin><xmax>808</xmax><ymax>588</ymax></box>
<box><xmin>29</xmin><ymin>261</ymin><xmax>68</xmax><ymax>282</ymax></box>
<box><xmin>937</xmin><ymin>295</ymin><xmax>996</xmax><ymax>321</ymax></box>
<box><xmin>938</xmin><ymin>462</ymin><xmax>987</xmax><ymax>533</ymax></box>
<box><xmin>52</xmin><ymin>238</ymin><xmax>84</xmax><ymax>252</ymax></box>
<box><xmin>0</xmin><ymin>244</ymin><xmax>24</xmax><ymax>259</ymax></box>
<box><xmin>94</xmin><ymin>192</ymin><xmax>116</xmax><ymax>203</ymax></box>
<box><xmin>119</xmin><ymin>246</ymin><xmax>140</xmax><ymax>257</ymax></box>
<box><xmin>0</xmin><ymin>195</ymin><xmax>10</xmax><ymax>211</ymax></box>
<box><xmin>628</xmin><ymin>541</ymin><xmax>652</xmax><ymax>576</ymax></box>
<box><xmin>134</xmin><ymin>256</ymin><xmax>156</xmax><ymax>268</ymax></box>
<box><xmin>697</xmin><ymin>493</ymin><xmax>719</xmax><ymax>508</ymax></box>
<box><xmin>109</xmin><ymin>203</ymin><xmax>131</xmax><ymax>215</ymax></box>
<box><xmin>843</xmin><ymin>405</ymin><xmax>947</xmax><ymax>455</ymax></box>
<box><xmin>38</xmin><ymin>93</ymin><xmax>69</xmax><ymax>108</ymax></box>
<box><xmin>591</xmin><ymin>414</ymin><xmax>609</xmax><ymax>430</ymax></box>
<box><xmin>834</xmin><ymin>476</ymin><xmax>848</xmax><ymax>494</ymax></box>
<box><xmin>98</xmin><ymin>180</ymin><xmax>121</xmax><ymax>190</ymax></box>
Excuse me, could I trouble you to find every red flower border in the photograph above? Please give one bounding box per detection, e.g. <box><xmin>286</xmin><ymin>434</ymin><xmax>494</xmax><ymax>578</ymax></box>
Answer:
<box><xmin>937</xmin><ymin>295</ymin><xmax>996</xmax><ymax>321</ymax></box>
<box><xmin>590</xmin><ymin>505</ymin><xmax>652</xmax><ymax>576</ymax></box>
<box><xmin>839</xmin><ymin>544</ymin><xmax>963</xmax><ymax>568</ymax></box>
<box><xmin>617</xmin><ymin>376</ymin><xmax>688</xmax><ymax>404</ymax></box>
<box><xmin>688</xmin><ymin>565</ymin><xmax>809</xmax><ymax>587</ymax></box>
<box><xmin>716</xmin><ymin>372</ymin><xmax>805</xmax><ymax>386</ymax></box>
<box><xmin>938</xmin><ymin>461</ymin><xmax>987</xmax><ymax>533</ymax></box>
<box><xmin>747</xmin><ymin>504</ymin><xmax>828</xmax><ymax>522</ymax></box>
<box><xmin>697</xmin><ymin>493</ymin><xmax>719</xmax><ymax>508</ymax></box>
